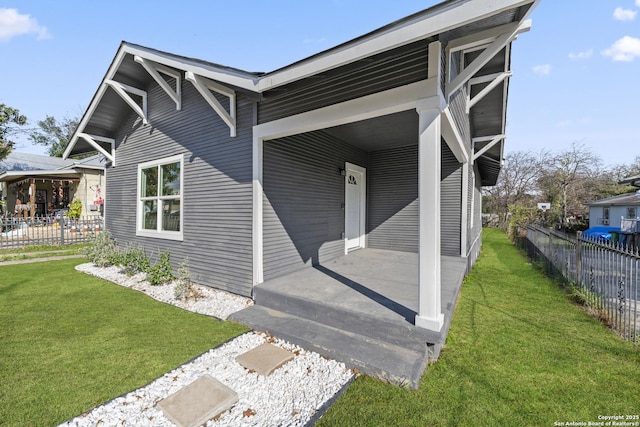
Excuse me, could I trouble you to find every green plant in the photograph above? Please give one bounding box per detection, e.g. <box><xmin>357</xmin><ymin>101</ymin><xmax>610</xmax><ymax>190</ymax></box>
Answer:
<box><xmin>81</xmin><ymin>229</ymin><xmax>118</xmax><ymax>267</ymax></box>
<box><xmin>146</xmin><ymin>251</ymin><xmax>174</xmax><ymax>286</ymax></box>
<box><xmin>173</xmin><ymin>258</ymin><xmax>202</xmax><ymax>301</ymax></box>
<box><xmin>119</xmin><ymin>245</ymin><xmax>150</xmax><ymax>276</ymax></box>
<box><xmin>67</xmin><ymin>199</ymin><xmax>82</xmax><ymax>220</ymax></box>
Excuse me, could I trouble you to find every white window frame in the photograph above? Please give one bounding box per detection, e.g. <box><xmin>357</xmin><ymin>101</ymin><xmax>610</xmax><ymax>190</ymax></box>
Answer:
<box><xmin>136</xmin><ymin>154</ymin><xmax>184</xmax><ymax>241</ymax></box>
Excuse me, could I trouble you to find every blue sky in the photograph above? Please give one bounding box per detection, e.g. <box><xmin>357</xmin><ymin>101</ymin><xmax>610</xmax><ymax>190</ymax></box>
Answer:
<box><xmin>1</xmin><ymin>0</ymin><xmax>638</xmax><ymax>168</ymax></box>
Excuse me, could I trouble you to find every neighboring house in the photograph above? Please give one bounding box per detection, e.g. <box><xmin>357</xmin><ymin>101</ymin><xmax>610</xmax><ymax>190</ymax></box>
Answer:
<box><xmin>0</xmin><ymin>152</ymin><xmax>105</xmax><ymax>219</ymax></box>
<box><xmin>64</xmin><ymin>0</ymin><xmax>538</xmax><ymax>334</ymax></box>
<box><xmin>587</xmin><ymin>192</ymin><xmax>640</xmax><ymax>229</ymax></box>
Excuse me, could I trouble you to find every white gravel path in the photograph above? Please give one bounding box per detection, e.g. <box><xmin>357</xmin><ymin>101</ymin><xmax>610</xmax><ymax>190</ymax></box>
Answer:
<box><xmin>59</xmin><ymin>263</ymin><xmax>355</xmax><ymax>427</ymax></box>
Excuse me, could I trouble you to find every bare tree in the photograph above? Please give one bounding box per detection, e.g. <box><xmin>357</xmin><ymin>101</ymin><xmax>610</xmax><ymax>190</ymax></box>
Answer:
<box><xmin>539</xmin><ymin>141</ymin><xmax>602</xmax><ymax>228</ymax></box>
<box><xmin>485</xmin><ymin>150</ymin><xmax>547</xmax><ymax>226</ymax></box>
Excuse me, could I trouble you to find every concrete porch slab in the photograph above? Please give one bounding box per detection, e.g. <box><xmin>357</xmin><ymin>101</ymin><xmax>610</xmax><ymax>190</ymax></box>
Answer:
<box><xmin>236</xmin><ymin>342</ymin><xmax>295</xmax><ymax>376</ymax></box>
<box><xmin>156</xmin><ymin>375</ymin><xmax>238</xmax><ymax>427</ymax></box>
<box><xmin>229</xmin><ymin>249</ymin><xmax>468</xmax><ymax>387</ymax></box>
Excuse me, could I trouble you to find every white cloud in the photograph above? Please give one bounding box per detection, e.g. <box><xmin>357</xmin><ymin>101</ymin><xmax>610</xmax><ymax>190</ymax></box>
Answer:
<box><xmin>602</xmin><ymin>36</ymin><xmax>640</xmax><ymax>61</ymax></box>
<box><xmin>613</xmin><ymin>7</ymin><xmax>637</xmax><ymax>21</ymax></box>
<box><xmin>0</xmin><ymin>8</ymin><xmax>51</xmax><ymax>42</ymax></box>
<box><xmin>568</xmin><ymin>49</ymin><xmax>593</xmax><ymax>60</ymax></box>
<box><xmin>636</xmin><ymin>0</ymin><xmax>640</xmax><ymax>7</ymax></box>
<box><xmin>532</xmin><ymin>64</ymin><xmax>552</xmax><ymax>76</ymax></box>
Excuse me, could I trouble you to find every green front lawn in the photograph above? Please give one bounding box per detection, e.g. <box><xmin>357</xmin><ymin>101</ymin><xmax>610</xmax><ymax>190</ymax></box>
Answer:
<box><xmin>319</xmin><ymin>228</ymin><xmax>640</xmax><ymax>426</ymax></box>
<box><xmin>0</xmin><ymin>259</ymin><xmax>248</xmax><ymax>426</ymax></box>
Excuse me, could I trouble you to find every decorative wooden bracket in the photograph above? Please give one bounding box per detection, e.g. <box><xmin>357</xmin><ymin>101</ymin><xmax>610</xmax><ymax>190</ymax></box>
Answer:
<box><xmin>472</xmin><ymin>134</ymin><xmax>504</xmax><ymax>162</ymax></box>
<box><xmin>77</xmin><ymin>133</ymin><xmax>116</xmax><ymax>165</ymax></box>
<box><xmin>466</xmin><ymin>71</ymin><xmax>512</xmax><ymax>113</ymax></box>
<box><xmin>446</xmin><ymin>20</ymin><xmax>531</xmax><ymax>98</ymax></box>
<box><xmin>134</xmin><ymin>56</ymin><xmax>182</xmax><ymax>110</ymax></box>
<box><xmin>185</xmin><ymin>71</ymin><xmax>236</xmax><ymax>137</ymax></box>
<box><xmin>104</xmin><ymin>79</ymin><xmax>148</xmax><ymax>124</ymax></box>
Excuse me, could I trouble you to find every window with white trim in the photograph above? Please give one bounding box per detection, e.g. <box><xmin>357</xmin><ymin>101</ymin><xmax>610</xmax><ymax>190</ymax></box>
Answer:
<box><xmin>137</xmin><ymin>154</ymin><xmax>183</xmax><ymax>240</ymax></box>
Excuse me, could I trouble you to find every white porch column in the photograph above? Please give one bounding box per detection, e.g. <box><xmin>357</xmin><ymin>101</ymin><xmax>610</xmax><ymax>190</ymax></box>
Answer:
<box><xmin>415</xmin><ymin>105</ymin><xmax>444</xmax><ymax>332</ymax></box>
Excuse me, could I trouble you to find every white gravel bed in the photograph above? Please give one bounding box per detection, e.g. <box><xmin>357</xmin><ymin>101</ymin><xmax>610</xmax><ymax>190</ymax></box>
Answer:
<box><xmin>63</xmin><ymin>263</ymin><xmax>355</xmax><ymax>426</ymax></box>
<box><xmin>75</xmin><ymin>263</ymin><xmax>253</xmax><ymax>320</ymax></box>
<box><xmin>59</xmin><ymin>332</ymin><xmax>354</xmax><ymax>427</ymax></box>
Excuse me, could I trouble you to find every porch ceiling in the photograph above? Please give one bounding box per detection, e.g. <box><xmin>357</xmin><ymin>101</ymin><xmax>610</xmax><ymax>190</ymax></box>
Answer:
<box><xmin>324</xmin><ymin>110</ymin><xmax>418</xmax><ymax>152</ymax></box>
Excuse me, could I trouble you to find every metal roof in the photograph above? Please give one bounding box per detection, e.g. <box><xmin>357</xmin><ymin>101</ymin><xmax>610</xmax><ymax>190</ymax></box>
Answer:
<box><xmin>587</xmin><ymin>192</ymin><xmax>640</xmax><ymax>207</ymax></box>
<box><xmin>0</xmin><ymin>152</ymin><xmax>104</xmax><ymax>183</ymax></box>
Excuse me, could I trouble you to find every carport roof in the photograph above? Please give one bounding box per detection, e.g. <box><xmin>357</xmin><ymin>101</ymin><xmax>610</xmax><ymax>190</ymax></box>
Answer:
<box><xmin>65</xmin><ymin>0</ymin><xmax>538</xmax><ymax>186</ymax></box>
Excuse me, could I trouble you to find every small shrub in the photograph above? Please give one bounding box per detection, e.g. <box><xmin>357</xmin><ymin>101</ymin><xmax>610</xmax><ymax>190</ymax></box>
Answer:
<box><xmin>173</xmin><ymin>258</ymin><xmax>202</xmax><ymax>301</ymax></box>
<box><xmin>119</xmin><ymin>246</ymin><xmax>150</xmax><ymax>276</ymax></box>
<box><xmin>81</xmin><ymin>229</ymin><xmax>118</xmax><ymax>267</ymax></box>
<box><xmin>147</xmin><ymin>251</ymin><xmax>174</xmax><ymax>286</ymax></box>
<box><xmin>67</xmin><ymin>199</ymin><xmax>83</xmax><ymax>220</ymax></box>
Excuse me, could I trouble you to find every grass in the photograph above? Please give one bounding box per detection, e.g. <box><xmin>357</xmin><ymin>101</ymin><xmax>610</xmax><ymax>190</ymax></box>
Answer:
<box><xmin>319</xmin><ymin>228</ymin><xmax>640</xmax><ymax>426</ymax></box>
<box><xmin>0</xmin><ymin>259</ymin><xmax>248</xmax><ymax>426</ymax></box>
<box><xmin>0</xmin><ymin>243</ymin><xmax>90</xmax><ymax>261</ymax></box>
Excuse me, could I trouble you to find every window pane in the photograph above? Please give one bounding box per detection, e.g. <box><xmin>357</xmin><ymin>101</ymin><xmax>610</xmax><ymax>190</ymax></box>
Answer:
<box><xmin>143</xmin><ymin>200</ymin><xmax>157</xmax><ymax>230</ymax></box>
<box><xmin>162</xmin><ymin>199</ymin><xmax>180</xmax><ymax>231</ymax></box>
<box><xmin>142</xmin><ymin>167</ymin><xmax>158</xmax><ymax>197</ymax></box>
<box><xmin>161</xmin><ymin>162</ymin><xmax>181</xmax><ymax>196</ymax></box>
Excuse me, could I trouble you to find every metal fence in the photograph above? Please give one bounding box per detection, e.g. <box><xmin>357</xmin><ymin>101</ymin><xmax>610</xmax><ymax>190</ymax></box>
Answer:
<box><xmin>0</xmin><ymin>214</ymin><xmax>104</xmax><ymax>249</ymax></box>
<box><xmin>519</xmin><ymin>226</ymin><xmax>639</xmax><ymax>345</ymax></box>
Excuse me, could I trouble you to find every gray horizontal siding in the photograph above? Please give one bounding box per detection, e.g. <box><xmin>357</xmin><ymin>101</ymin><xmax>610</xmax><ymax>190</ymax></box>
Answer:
<box><xmin>441</xmin><ymin>142</ymin><xmax>462</xmax><ymax>256</ymax></box>
<box><xmin>367</xmin><ymin>142</ymin><xmax>461</xmax><ymax>255</ymax></box>
<box><xmin>466</xmin><ymin>162</ymin><xmax>483</xmax><ymax>265</ymax></box>
<box><xmin>263</xmin><ymin>131</ymin><xmax>368</xmax><ymax>280</ymax></box>
<box><xmin>367</xmin><ymin>145</ymin><xmax>419</xmax><ymax>253</ymax></box>
<box><xmin>107</xmin><ymin>81</ymin><xmax>255</xmax><ymax>296</ymax></box>
<box><xmin>259</xmin><ymin>41</ymin><xmax>430</xmax><ymax>124</ymax></box>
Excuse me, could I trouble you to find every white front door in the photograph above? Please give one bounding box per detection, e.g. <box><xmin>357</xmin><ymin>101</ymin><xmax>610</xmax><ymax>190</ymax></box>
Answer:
<box><xmin>345</xmin><ymin>162</ymin><xmax>366</xmax><ymax>252</ymax></box>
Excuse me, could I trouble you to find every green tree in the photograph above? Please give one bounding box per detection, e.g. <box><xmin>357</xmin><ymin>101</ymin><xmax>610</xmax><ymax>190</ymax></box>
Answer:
<box><xmin>28</xmin><ymin>115</ymin><xmax>79</xmax><ymax>157</ymax></box>
<box><xmin>0</xmin><ymin>104</ymin><xmax>27</xmax><ymax>161</ymax></box>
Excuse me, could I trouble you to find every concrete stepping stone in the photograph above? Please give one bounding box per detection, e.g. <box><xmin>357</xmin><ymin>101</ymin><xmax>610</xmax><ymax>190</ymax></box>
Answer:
<box><xmin>156</xmin><ymin>375</ymin><xmax>238</xmax><ymax>427</ymax></box>
<box><xmin>236</xmin><ymin>342</ymin><xmax>295</xmax><ymax>376</ymax></box>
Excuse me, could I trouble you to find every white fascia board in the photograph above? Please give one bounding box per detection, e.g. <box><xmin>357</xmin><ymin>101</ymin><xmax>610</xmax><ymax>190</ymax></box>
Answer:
<box><xmin>0</xmin><ymin>170</ymin><xmax>81</xmax><ymax>179</ymax></box>
<box><xmin>258</xmin><ymin>0</ymin><xmax>535</xmax><ymax>91</ymax></box>
<box><xmin>64</xmin><ymin>47</ymin><xmax>129</xmax><ymax>160</ymax></box>
<box><xmin>255</xmin><ymin>79</ymin><xmax>438</xmax><ymax>140</ymax></box>
<box><xmin>122</xmin><ymin>44</ymin><xmax>259</xmax><ymax>92</ymax></box>
<box><xmin>134</xmin><ymin>56</ymin><xmax>182</xmax><ymax>110</ymax></box>
<box><xmin>447</xmin><ymin>21</ymin><xmax>525</xmax><ymax>54</ymax></box>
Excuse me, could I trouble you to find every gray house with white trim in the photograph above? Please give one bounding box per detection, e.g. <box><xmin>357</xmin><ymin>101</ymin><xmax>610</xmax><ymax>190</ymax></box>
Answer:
<box><xmin>65</xmin><ymin>0</ymin><xmax>538</xmax><ymax>384</ymax></box>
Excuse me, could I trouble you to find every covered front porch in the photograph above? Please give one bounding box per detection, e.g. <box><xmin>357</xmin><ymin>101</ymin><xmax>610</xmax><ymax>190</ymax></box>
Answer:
<box><xmin>230</xmin><ymin>248</ymin><xmax>467</xmax><ymax>388</ymax></box>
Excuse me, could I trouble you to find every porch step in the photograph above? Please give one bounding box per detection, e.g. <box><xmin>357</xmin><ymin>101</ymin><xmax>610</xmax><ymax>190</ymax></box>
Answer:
<box><xmin>253</xmin><ymin>284</ymin><xmax>444</xmax><ymax>353</ymax></box>
<box><xmin>228</xmin><ymin>305</ymin><xmax>431</xmax><ymax>388</ymax></box>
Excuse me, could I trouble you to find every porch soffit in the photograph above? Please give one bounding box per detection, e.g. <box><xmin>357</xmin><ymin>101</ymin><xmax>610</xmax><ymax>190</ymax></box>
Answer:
<box><xmin>65</xmin><ymin>0</ymin><xmax>537</xmax><ymax>160</ymax></box>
